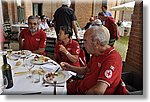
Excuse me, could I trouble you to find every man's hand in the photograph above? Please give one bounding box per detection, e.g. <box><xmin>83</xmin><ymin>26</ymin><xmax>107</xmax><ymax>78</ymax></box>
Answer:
<box><xmin>60</xmin><ymin>62</ymin><xmax>72</xmax><ymax>71</ymax></box>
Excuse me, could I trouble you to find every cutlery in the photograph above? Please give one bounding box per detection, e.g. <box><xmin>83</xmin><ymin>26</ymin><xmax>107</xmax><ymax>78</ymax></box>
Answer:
<box><xmin>54</xmin><ymin>67</ymin><xmax>60</xmax><ymax>73</ymax></box>
<box><xmin>42</xmin><ymin>78</ymin><xmax>64</xmax><ymax>87</ymax></box>
<box><xmin>22</xmin><ymin>92</ymin><xmax>42</xmax><ymax>95</ymax></box>
<box><xmin>49</xmin><ymin>61</ymin><xmax>57</xmax><ymax>65</ymax></box>
<box><xmin>15</xmin><ymin>71</ymin><xmax>30</xmax><ymax>76</ymax></box>
<box><xmin>54</xmin><ymin>81</ymin><xmax>57</xmax><ymax>95</ymax></box>
<box><xmin>42</xmin><ymin>83</ymin><xmax>64</xmax><ymax>87</ymax></box>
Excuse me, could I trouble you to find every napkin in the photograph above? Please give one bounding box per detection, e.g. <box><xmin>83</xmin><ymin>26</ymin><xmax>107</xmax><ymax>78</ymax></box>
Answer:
<box><xmin>41</xmin><ymin>63</ymin><xmax>58</xmax><ymax>72</ymax></box>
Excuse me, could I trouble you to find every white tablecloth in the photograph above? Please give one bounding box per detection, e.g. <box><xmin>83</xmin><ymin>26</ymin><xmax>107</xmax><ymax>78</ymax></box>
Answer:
<box><xmin>0</xmin><ymin>51</ymin><xmax>71</xmax><ymax>95</ymax></box>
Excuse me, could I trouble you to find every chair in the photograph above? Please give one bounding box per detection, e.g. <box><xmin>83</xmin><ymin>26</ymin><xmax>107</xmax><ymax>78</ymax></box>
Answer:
<box><xmin>3</xmin><ymin>40</ymin><xmax>10</xmax><ymax>49</ymax></box>
<box><xmin>45</xmin><ymin>38</ymin><xmax>56</xmax><ymax>55</ymax></box>
<box><xmin>75</xmin><ymin>48</ymin><xmax>86</xmax><ymax>79</ymax></box>
<box><xmin>3</xmin><ymin>22</ymin><xmax>19</xmax><ymax>41</ymax></box>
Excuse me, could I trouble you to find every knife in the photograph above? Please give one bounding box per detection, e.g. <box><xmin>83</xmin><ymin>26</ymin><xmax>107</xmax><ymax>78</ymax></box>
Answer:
<box><xmin>14</xmin><ymin>71</ymin><xmax>30</xmax><ymax>76</ymax></box>
<box><xmin>54</xmin><ymin>67</ymin><xmax>60</xmax><ymax>73</ymax></box>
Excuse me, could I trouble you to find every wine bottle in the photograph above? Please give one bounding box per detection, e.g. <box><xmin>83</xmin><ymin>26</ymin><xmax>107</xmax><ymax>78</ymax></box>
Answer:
<box><xmin>1</xmin><ymin>54</ymin><xmax>13</xmax><ymax>89</ymax></box>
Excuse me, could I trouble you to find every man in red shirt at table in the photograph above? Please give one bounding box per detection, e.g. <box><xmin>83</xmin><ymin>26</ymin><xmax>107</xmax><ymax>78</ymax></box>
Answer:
<box><xmin>60</xmin><ymin>26</ymin><xmax>127</xmax><ymax>95</ymax></box>
<box><xmin>54</xmin><ymin>26</ymin><xmax>80</xmax><ymax>67</ymax></box>
<box><xmin>19</xmin><ymin>16</ymin><xmax>46</xmax><ymax>55</ymax></box>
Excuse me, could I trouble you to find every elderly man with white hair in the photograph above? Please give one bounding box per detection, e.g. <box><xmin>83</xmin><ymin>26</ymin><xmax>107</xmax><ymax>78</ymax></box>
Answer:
<box><xmin>53</xmin><ymin>0</ymin><xmax>79</xmax><ymax>40</ymax></box>
<box><xmin>60</xmin><ymin>26</ymin><xmax>127</xmax><ymax>95</ymax></box>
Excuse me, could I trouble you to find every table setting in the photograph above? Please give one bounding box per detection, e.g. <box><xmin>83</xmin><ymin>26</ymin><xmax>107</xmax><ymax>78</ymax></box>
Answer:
<box><xmin>0</xmin><ymin>50</ymin><xmax>71</xmax><ymax>95</ymax></box>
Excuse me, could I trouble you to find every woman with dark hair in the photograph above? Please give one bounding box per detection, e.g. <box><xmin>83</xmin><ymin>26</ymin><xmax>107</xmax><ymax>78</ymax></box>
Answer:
<box><xmin>54</xmin><ymin>26</ymin><xmax>81</xmax><ymax>67</ymax></box>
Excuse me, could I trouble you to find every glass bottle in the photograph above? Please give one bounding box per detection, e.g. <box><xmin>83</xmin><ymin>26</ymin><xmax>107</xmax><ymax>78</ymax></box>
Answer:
<box><xmin>1</xmin><ymin>54</ymin><xmax>13</xmax><ymax>89</ymax></box>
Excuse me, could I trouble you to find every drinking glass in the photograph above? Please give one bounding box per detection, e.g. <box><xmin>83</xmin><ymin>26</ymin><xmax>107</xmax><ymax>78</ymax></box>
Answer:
<box><xmin>25</xmin><ymin>59</ymin><xmax>34</xmax><ymax>79</ymax></box>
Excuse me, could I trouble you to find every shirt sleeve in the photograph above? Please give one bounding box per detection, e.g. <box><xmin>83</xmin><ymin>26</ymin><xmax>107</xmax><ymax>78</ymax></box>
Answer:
<box><xmin>54</xmin><ymin>42</ymin><xmax>61</xmax><ymax>63</ymax></box>
<box><xmin>98</xmin><ymin>55</ymin><xmax>122</xmax><ymax>86</ymax></box>
<box><xmin>71</xmin><ymin>41</ymin><xmax>80</xmax><ymax>55</ymax></box>
<box><xmin>39</xmin><ymin>30</ymin><xmax>46</xmax><ymax>48</ymax></box>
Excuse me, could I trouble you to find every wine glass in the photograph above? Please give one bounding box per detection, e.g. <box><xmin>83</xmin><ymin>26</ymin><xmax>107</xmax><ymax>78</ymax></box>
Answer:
<box><xmin>25</xmin><ymin>59</ymin><xmax>34</xmax><ymax>79</ymax></box>
<box><xmin>21</xmin><ymin>55</ymin><xmax>26</xmax><ymax>67</ymax></box>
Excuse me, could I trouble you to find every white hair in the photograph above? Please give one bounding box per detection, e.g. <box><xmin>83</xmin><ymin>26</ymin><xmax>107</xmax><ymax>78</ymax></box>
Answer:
<box><xmin>92</xmin><ymin>19</ymin><xmax>102</xmax><ymax>26</ymax></box>
<box><xmin>62</xmin><ymin>0</ymin><xmax>71</xmax><ymax>7</ymax></box>
<box><xmin>90</xmin><ymin>26</ymin><xmax>110</xmax><ymax>46</ymax></box>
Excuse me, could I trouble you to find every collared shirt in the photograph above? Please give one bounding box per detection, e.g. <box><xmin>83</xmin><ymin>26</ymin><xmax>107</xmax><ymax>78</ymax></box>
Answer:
<box><xmin>38</xmin><ymin>22</ymin><xmax>49</xmax><ymax>30</ymax></box>
<box><xmin>54</xmin><ymin>39</ymin><xmax>80</xmax><ymax>67</ymax></box>
<box><xmin>104</xmin><ymin>16</ymin><xmax>117</xmax><ymax>39</ymax></box>
<box><xmin>67</xmin><ymin>47</ymin><xmax>127</xmax><ymax>94</ymax></box>
<box><xmin>53</xmin><ymin>5</ymin><xmax>77</xmax><ymax>35</ymax></box>
<box><xmin>19</xmin><ymin>28</ymin><xmax>46</xmax><ymax>55</ymax></box>
<box><xmin>105</xmin><ymin>11</ymin><xmax>112</xmax><ymax>17</ymax></box>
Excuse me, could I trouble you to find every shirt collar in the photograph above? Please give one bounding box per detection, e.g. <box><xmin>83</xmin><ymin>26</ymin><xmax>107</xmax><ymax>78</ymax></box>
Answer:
<box><xmin>100</xmin><ymin>47</ymin><xmax>115</xmax><ymax>56</ymax></box>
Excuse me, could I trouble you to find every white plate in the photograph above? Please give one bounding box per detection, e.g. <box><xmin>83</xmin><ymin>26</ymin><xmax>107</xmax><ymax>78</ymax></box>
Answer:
<box><xmin>13</xmin><ymin>50</ymin><xmax>31</xmax><ymax>57</ymax></box>
<box><xmin>31</xmin><ymin>59</ymin><xmax>50</xmax><ymax>65</ymax></box>
<box><xmin>41</xmin><ymin>63</ymin><xmax>58</xmax><ymax>72</ymax></box>
<box><xmin>43</xmin><ymin>71</ymin><xmax>70</xmax><ymax>84</ymax></box>
<box><xmin>31</xmin><ymin>56</ymin><xmax>50</xmax><ymax>65</ymax></box>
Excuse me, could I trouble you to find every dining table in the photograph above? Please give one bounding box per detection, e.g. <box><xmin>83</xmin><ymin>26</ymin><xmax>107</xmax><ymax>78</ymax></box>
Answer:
<box><xmin>0</xmin><ymin>50</ymin><xmax>72</xmax><ymax>95</ymax></box>
<box><xmin>120</xmin><ymin>21</ymin><xmax>132</xmax><ymax>36</ymax></box>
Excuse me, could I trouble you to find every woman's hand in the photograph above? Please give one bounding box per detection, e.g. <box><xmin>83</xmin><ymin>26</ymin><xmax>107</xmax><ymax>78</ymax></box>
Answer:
<box><xmin>59</xmin><ymin>45</ymin><xmax>68</xmax><ymax>54</ymax></box>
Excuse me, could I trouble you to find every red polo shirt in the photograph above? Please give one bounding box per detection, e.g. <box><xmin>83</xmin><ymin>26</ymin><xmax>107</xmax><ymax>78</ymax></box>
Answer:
<box><xmin>19</xmin><ymin>28</ymin><xmax>46</xmax><ymax>55</ymax></box>
<box><xmin>67</xmin><ymin>47</ymin><xmax>127</xmax><ymax>95</ymax></box>
<box><xmin>105</xmin><ymin>17</ymin><xmax>117</xmax><ymax>39</ymax></box>
<box><xmin>54</xmin><ymin>39</ymin><xmax>80</xmax><ymax>67</ymax></box>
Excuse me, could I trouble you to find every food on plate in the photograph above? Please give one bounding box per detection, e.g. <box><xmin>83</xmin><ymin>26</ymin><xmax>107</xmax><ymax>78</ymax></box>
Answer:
<box><xmin>13</xmin><ymin>50</ymin><xmax>31</xmax><ymax>57</ymax></box>
<box><xmin>33</xmin><ymin>55</ymin><xmax>49</xmax><ymax>62</ymax></box>
<box><xmin>32</xmin><ymin>68</ymin><xmax>46</xmax><ymax>75</ymax></box>
<box><xmin>15</xmin><ymin>61</ymin><xmax>22</xmax><ymax>66</ymax></box>
<box><xmin>45</xmin><ymin>72</ymin><xmax>59</xmax><ymax>81</ymax></box>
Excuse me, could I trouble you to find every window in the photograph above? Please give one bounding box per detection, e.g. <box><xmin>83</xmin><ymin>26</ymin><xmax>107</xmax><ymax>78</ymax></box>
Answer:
<box><xmin>33</xmin><ymin>3</ymin><xmax>43</xmax><ymax>16</ymax></box>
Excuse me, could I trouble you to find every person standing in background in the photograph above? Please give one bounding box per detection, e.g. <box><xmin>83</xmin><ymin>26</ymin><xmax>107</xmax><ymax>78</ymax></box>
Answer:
<box><xmin>101</xmin><ymin>5</ymin><xmax>112</xmax><ymax>17</ymax></box>
<box><xmin>98</xmin><ymin>12</ymin><xmax>119</xmax><ymax>47</ymax></box>
<box><xmin>53</xmin><ymin>0</ymin><xmax>79</xmax><ymax>41</ymax></box>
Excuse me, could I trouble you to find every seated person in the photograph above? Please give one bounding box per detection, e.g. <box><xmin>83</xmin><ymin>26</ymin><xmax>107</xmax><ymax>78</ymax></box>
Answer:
<box><xmin>91</xmin><ymin>19</ymin><xmax>102</xmax><ymax>26</ymax></box>
<box><xmin>83</xmin><ymin>17</ymin><xmax>94</xmax><ymax>30</ymax></box>
<box><xmin>54</xmin><ymin>26</ymin><xmax>80</xmax><ymax>67</ymax></box>
<box><xmin>38</xmin><ymin>15</ymin><xmax>49</xmax><ymax>31</ymax></box>
<box><xmin>19</xmin><ymin>15</ymin><xmax>46</xmax><ymax>55</ymax></box>
<box><xmin>60</xmin><ymin>26</ymin><xmax>127</xmax><ymax>95</ymax></box>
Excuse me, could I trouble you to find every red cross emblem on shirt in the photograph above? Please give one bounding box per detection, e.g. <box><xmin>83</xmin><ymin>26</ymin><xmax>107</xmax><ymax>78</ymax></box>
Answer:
<box><xmin>104</xmin><ymin>70</ymin><xmax>112</xmax><ymax>79</ymax></box>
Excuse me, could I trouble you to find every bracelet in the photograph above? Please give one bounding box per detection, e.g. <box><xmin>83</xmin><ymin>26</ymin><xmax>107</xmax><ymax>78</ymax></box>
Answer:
<box><xmin>66</xmin><ymin>51</ymin><xmax>69</xmax><ymax>55</ymax></box>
